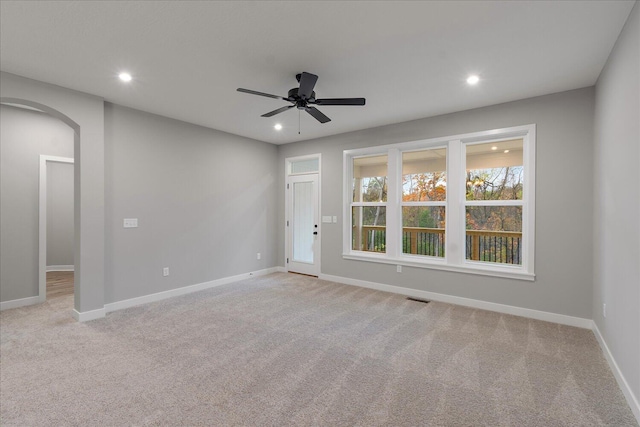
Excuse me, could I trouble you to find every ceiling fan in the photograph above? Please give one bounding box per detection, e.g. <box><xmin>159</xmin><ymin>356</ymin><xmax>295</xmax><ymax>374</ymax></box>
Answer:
<box><xmin>237</xmin><ymin>72</ymin><xmax>365</xmax><ymax>124</ymax></box>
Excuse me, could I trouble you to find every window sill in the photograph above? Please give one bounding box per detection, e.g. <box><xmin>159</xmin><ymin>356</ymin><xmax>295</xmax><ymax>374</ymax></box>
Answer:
<box><xmin>342</xmin><ymin>253</ymin><xmax>535</xmax><ymax>281</ymax></box>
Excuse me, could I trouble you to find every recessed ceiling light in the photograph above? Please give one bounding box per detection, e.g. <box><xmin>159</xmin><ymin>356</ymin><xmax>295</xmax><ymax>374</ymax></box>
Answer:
<box><xmin>491</xmin><ymin>146</ymin><xmax>498</xmax><ymax>151</ymax></box>
<box><xmin>118</xmin><ymin>72</ymin><xmax>132</xmax><ymax>82</ymax></box>
<box><xmin>467</xmin><ymin>75</ymin><xmax>480</xmax><ymax>85</ymax></box>
<box><xmin>504</xmin><ymin>149</ymin><xmax>510</xmax><ymax>153</ymax></box>
<box><xmin>274</xmin><ymin>123</ymin><xmax>282</xmax><ymax>131</ymax></box>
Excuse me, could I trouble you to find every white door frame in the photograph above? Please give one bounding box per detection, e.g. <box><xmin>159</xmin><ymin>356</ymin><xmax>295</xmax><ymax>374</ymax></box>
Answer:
<box><xmin>285</xmin><ymin>154</ymin><xmax>321</xmax><ymax>276</ymax></box>
<box><xmin>39</xmin><ymin>155</ymin><xmax>74</xmax><ymax>302</ymax></box>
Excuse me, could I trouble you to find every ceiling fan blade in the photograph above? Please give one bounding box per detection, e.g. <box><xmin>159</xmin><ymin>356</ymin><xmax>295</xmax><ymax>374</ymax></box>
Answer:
<box><xmin>237</xmin><ymin>88</ymin><xmax>287</xmax><ymax>101</ymax></box>
<box><xmin>298</xmin><ymin>72</ymin><xmax>318</xmax><ymax>99</ymax></box>
<box><xmin>313</xmin><ymin>98</ymin><xmax>366</xmax><ymax>106</ymax></box>
<box><xmin>305</xmin><ymin>107</ymin><xmax>331</xmax><ymax>123</ymax></box>
<box><xmin>261</xmin><ymin>105</ymin><xmax>295</xmax><ymax>117</ymax></box>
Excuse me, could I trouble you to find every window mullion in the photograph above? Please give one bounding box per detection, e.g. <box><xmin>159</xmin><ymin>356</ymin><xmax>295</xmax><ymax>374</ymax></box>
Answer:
<box><xmin>386</xmin><ymin>148</ymin><xmax>400</xmax><ymax>258</ymax></box>
<box><xmin>446</xmin><ymin>140</ymin><xmax>463</xmax><ymax>265</ymax></box>
<box><xmin>343</xmin><ymin>124</ymin><xmax>535</xmax><ymax>277</ymax></box>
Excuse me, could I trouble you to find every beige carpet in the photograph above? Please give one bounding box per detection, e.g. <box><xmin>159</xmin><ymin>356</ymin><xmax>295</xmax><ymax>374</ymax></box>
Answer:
<box><xmin>1</xmin><ymin>273</ymin><xmax>637</xmax><ymax>426</ymax></box>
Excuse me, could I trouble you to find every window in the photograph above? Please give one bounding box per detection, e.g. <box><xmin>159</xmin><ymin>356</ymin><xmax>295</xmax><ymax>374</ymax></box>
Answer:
<box><xmin>343</xmin><ymin>125</ymin><xmax>535</xmax><ymax>280</ymax></box>
<box><xmin>402</xmin><ymin>148</ymin><xmax>446</xmax><ymax>258</ymax></box>
<box><xmin>290</xmin><ymin>157</ymin><xmax>319</xmax><ymax>174</ymax></box>
<box><xmin>351</xmin><ymin>155</ymin><xmax>388</xmax><ymax>253</ymax></box>
<box><xmin>465</xmin><ymin>139</ymin><xmax>523</xmax><ymax>265</ymax></box>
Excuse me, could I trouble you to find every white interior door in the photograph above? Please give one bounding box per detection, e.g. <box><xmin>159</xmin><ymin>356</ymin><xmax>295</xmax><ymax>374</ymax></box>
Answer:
<box><xmin>287</xmin><ymin>174</ymin><xmax>320</xmax><ymax>276</ymax></box>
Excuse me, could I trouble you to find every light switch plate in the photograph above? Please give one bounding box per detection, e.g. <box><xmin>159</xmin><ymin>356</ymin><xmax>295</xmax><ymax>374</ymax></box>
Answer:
<box><xmin>123</xmin><ymin>218</ymin><xmax>138</xmax><ymax>228</ymax></box>
<box><xmin>322</xmin><ymin>216</ymin><xmax>332</xmax><ymax>223</ymax></box>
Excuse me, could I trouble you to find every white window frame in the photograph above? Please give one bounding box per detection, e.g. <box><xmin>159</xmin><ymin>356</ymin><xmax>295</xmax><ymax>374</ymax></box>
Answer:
<box><xmin>398</xmin><ymin>145</ymin><xmax>448</xmax><ymax>262</ymax></box>
<box><xmin>350</xmin><ymin>153</ymin><xmax>390</xmax><ymax>255</ymax></box>
<box><xmin>343</xmin><ymin>124</ymin><xmax>536</xmax><ymax>281</ymax></box>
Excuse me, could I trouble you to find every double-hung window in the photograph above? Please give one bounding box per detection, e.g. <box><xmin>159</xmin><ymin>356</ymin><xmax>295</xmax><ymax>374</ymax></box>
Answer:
<box><xmin>351</xmin><ymin>155</ymin><xmax>388</xmax><ymax>254</ymax></box>
<box><xmin>464</xmin><ymin>139</ymin><xmax>524</xmax><ymax>265</ymax></box>
<box><xmin>401</xmin><ymin>148</ymin><xmax>447</xmax><ymax>258</ymax></box>
<box><xmin>343</xmin><ymin>124</ymin><xmax>535</xmax><ymax>280</ymax></box>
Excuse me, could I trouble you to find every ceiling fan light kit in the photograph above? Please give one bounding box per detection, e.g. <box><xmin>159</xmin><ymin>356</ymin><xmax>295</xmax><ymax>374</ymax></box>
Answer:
<box><xmin>237</xmin><ymin>72</ymin><xmax>366</xmax><ymax>125</ymax></box>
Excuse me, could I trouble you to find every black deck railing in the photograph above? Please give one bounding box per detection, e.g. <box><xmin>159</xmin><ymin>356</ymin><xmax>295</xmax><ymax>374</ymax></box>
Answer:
<box><xmin>354</xmin><ymin>226</ymin><xmax>522</xmax><ymax>265</ymax></box>
<box><xmin>465</xmin><ymin>230</ymin><xmax>522</xmax><ymax>264</ymax></box>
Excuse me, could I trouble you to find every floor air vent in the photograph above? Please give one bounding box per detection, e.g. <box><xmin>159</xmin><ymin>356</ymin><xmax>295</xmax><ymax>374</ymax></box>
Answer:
<box><xmin>407</xmin><ymin>297</ymin><xmax>431</xmax><ymax>304</ymax></box>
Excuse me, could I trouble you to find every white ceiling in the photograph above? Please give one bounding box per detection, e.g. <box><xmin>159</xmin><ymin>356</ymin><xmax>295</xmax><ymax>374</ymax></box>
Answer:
<box><xmin>0</xmin><ymin>1</ymin><xmax>634</xmax><ymax>145</ymax></box>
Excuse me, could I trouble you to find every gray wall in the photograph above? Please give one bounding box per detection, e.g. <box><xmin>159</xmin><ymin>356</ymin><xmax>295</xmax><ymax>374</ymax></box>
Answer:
<box><xmin>47</xmin><ymin>161</ymin><xmax>74</xmax><ymax>267</ymax></box>
<box><xmin>104</xmin><ymin>104</ymin><xmax>278</xmax><ymax>304</ymax></box>
<box><xmin>0</xmin><ymin>105</ymin><xmax>74</xmax><ymax>301</ymax></box>
<box><xmin>1</xmin><ymin>74</ymin><xmax>278</xmax><ymax>311</ymax></box>
<box><xmin>1</xmin><ymin>72</ymin><xmax>105</xmax><ymax>314</ymax></box>
<box><xmin>594</xmin><ymin>2</ymin><xmax>640</xmax><ymax>405</ymax></box>
<box><xmin>278</xmin><ymin>87</ymin><xmax>595</xmax><ymax>319</ymax></box>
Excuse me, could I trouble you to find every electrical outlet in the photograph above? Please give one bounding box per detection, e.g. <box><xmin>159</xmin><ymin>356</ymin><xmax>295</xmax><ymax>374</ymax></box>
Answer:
<box><xmin>603</xmin><ymin>303</ymin><xmax>606</xmax><ymax>318</ymax></box>
<box><xmin>396</xmin><ymin>265</ymin><xmax>402</xmax><ymax>273</ymax></box>
<box><xmin>257</xmin><ymin>253</ymin><xmax>261</xmax><ymax>260</ymax></box>
<box><xmin>163</xmin><ymin>267</ymin><xmax>169</xmax><ymax>277</ymax></box>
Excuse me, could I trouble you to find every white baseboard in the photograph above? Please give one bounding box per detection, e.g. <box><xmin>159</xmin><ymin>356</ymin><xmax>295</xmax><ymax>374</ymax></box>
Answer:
<box><xmin>318</xmin><ymin>273</ymin><xmax>593</xmax><ymax>329</ymax></box>
<box><xmin>104</xmin><ymin>267</ymin><xmax>280</xmax><ymax>314</ymax></box>
<box><xmin>276</xmin><ymin>266</ymin><xmax>286</xmax><ymax>273</ymax></box>
<box><xmin>72</xmin><ymin>307</ymin><xmax>106</xmax><ymax>322</ymax></box>
<box><xmin>0</xmin><ymin>295</ymin><xmax>43</xmax><ymax>311</ymax></box>
<box><xmin>592</xmin><ymin>322</ymin><xmax>640</xmax><ymax>423</ymax></box>
<box><xmin>46</xmin><ymin>265</ymin><xmax>74</xmax><ymax>272</ymax></box>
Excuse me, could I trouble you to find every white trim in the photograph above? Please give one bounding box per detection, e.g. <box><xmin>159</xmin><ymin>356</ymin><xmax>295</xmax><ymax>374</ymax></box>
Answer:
<box><xmin>0</xmin><ymin>296</ymin><xmax>42</xmax><ymax>311</ymax></box>
<box><xmin>104</xmin><ymin>267</ymin><xmax>280</xmax><ymax>313</ymax></box>
<box><xmin>39</xmin><ymin>155</ymin><xmax>74</xmax><ymax>303</ymax></box>
<box><xmin>524</xmin><ymin>125</ymin><xmax>536</xmax><ymax>274</ymax></box>
<box><xmin>318</xmin><ymin>273</ymin><xmax>590</xmax><ymax>328</ymax></box>
<box><xmin>343</xmin><ymin>150</ymin><xmax>352</xmax><ymax>255</ymax></box>
<box><xmin>592</xmin><ymin>322</ymin><xmax>640</xmax><ymax>423</ymax></box>
<box><xmin>46</xmin><ymin>265</ymin><xmax>74</xmax><ymax>272</ymax></box>
<box><xmin>342</xmin><ymin>254</ymin><xmax>534</xmax><ymax>281</ymax></box>
<box><xmin>387</xmin><ymin>149</ymin><xmax>400</xmax><ymax>258</ymax></box>
<box><xmin>343</xmin><ymin>124</ymin><xmax>536</xmax><ymax>279</ymax></box>
<box><xmin>72</xmin><ymin>307</ymin><xmax>105</xmax><ymax>322</ymax></box>
<box><xmin>448</xmin><ymin>139</ymin><xmax>463</xmax><ymax>266</ymax></box>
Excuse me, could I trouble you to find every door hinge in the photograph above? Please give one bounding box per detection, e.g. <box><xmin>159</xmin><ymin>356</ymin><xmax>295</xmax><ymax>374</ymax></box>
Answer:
<box><xmin>287</xmin><ymin>220</ymin><xmax>289</xmax><ymax>226</ymax></box>
<box><xmin>287</xmin><ymin>183</ymin><xmax>289</xmax><ymax>189</ymax></box>
<box><xmin>286</xmin><ymin>258</ymin><xmax>289</xmax><ymax>264</ymax></box>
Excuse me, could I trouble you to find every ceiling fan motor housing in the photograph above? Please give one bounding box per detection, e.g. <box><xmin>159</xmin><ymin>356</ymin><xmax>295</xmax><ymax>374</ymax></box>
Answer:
<box><xmin>288</xmin><ymin>88</ymin><xmax>316</xmax><ymax>108</ymax></box>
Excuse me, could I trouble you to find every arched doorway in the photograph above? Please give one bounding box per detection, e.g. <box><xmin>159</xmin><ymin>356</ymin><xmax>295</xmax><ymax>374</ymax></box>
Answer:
<box><xmin>0</xmin><ymin>97</ymin><xmax>88</xmax><ymax>318</ymax></box>
<box><xmin>1</xmin><ymin>74</ymin><xmax>105</xmax><ymax>321</ymax></box>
